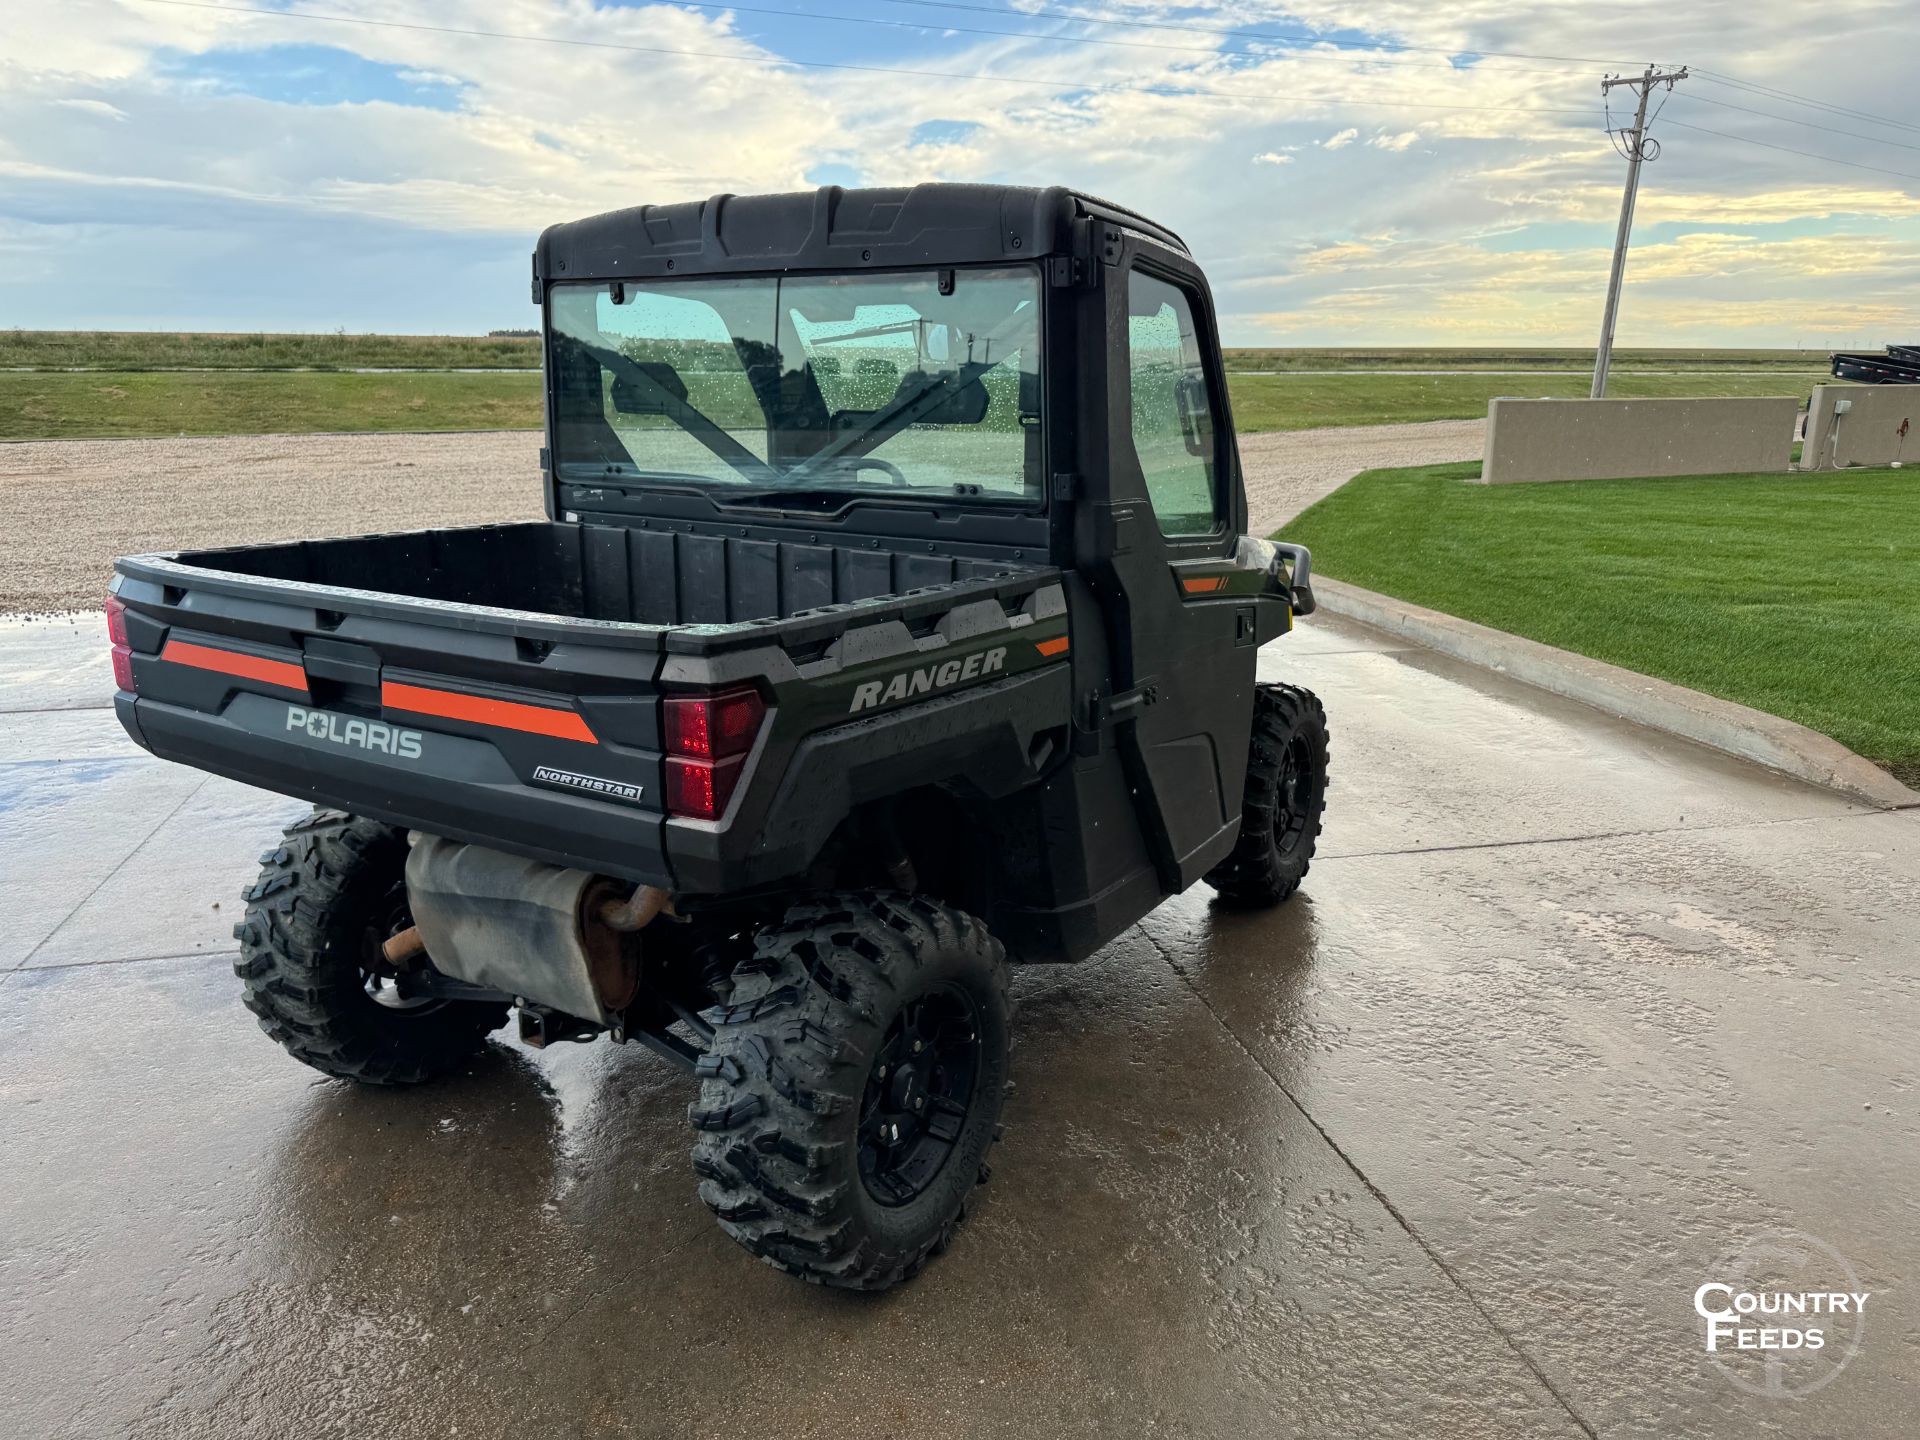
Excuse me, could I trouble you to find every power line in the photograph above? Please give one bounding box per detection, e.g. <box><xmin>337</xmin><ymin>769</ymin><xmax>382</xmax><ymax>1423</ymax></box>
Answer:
<box><xmin>1658</xmin><ymin>116</ymin><xmax>1920</xmax><ymax>183</ymax></box>
<box><xmin>1680</xmin><ymin>92</ymin><xmax>1920</xmax><ymax>153</ymax></box>
<box><xmin>516</xmin><ymin>0</ymin><xmax>1606</xmax><ymax>75</ymax></box>
<box><xmin>121</xmin><ymin>0</ymin><xmax>1605</xmax><ymax>119</ymax></box>
<box><xmin>125</xmin><ymin>0</ymin><xmax>1920</xmax><ymax>156</ymax></box>
<box><xmin>872</xmin><ymin>0</ymin><xmax>1916</xmax><ymax>145</ymax></box>
<box><xmin>689</xmin><ymin>0</ymin><xmax>1634</xmax><ymax>77</ymax></box>
<box><xmin>866</xmin><ymin>0</ymin><xmax>1653</xmax><ymax>68</ymax></box>
<box><xmin>1646</xmin><ymin>78</ymin><xmax>1676</xmax><ymax>131</ymax></box>
<box><xmin>122</xmin><ymin>0</ymin><xmax>1920</xmax><ymax>174</ymax></box>
<box><xmin>124</xmin><ymin>0</ymin><xmax>1647</xmax><ymax>75</ymax></box>
<box><xmin>1603</xmin><ymin>88</ymin><xmax>1635</xmax><ymax>159</ymax></box>
<box><xmin>1691</xmin><ymin>69</ymin><xmax>1920</xmax><ymax>137</ymax></box>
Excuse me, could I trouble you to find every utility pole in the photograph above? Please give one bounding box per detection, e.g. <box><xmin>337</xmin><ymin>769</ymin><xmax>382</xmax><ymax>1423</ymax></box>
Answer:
<box><xmin>1592</xmin><ymin>64</ymin><xmax>1687</xmax><ymax>398</ymax></box>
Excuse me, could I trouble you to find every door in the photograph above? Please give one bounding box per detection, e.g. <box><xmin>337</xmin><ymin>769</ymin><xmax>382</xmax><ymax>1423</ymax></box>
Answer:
<box><xmin>1080</xmin><ymin>243</ymin><xmax>1260</xmax><ymax>890</ymax></box>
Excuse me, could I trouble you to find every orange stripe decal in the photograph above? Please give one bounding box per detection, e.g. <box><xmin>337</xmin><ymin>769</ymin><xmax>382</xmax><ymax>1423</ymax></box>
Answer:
<box><xmin>1035</xmin><ymin>636</ymin><xmax>1071</xmax><ymax>658</ymax></box>
<box><xmin>382</xmin><ymin>680</ymin><xmax>597</xmax><ymax>744</ymax></box>
<box><xmin>162</xmin><ymin>639</ymin><xmax>309</xmax><ymax>694</ymax></box>
<box><xmin>1181</xmin><ymin>575</ymin><xmax>1229</xmax><ymax>595</ymax></box>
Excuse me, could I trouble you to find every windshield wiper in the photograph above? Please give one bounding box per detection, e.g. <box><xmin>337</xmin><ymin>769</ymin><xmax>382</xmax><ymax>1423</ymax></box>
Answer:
<box><xmin>558</xmin><ymin>471</ymin><xmax>712</xmax><ymax>498</ymax></box>
<box><xmin>716</xmin><ymin>487</ymin><xmax>936</xmax><ymax>514</ymax></box>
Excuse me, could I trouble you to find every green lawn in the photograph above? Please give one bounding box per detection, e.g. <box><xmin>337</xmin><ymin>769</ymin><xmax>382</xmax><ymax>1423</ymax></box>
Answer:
<box><xmin>0</xmin><ymin>367</ymin><xmax>1827</xmax><ymax>441</ymax></box>
<box><xmin>1279</xmin><ymin>462</ymin><xmax>1920</xmax><ymax>785</ymax></box>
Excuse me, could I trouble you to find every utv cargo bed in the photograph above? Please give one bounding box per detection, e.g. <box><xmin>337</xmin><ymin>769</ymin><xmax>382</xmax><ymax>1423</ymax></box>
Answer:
<box><xmin>113</xmin><ymin>521</ymin><xmax>1070</xmax><ymax>892</ymax></box>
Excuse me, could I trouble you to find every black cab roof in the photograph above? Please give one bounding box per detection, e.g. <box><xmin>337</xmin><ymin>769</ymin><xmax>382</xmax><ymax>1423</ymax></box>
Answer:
<box><xmin>533</xmin><ymin>183</ymin><xmax>1186</xmax><ymax>289</ymax></box>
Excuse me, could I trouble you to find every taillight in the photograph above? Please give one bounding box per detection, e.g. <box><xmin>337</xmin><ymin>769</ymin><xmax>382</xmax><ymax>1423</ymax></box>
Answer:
<box><xmin>665</xmin><ymin>754</ymin><xmax>741</xmax><ymax>820</ymax></box>
<box><xmin>662</xmin><ymin>686</ymin><xmax>765</xmax><ymax>820</ymax></box>
<box><xmin>107</xmin><ymin>595</ymin><xmax>136</xmax><ymax>693</ymax></box>
<box><xmin>664</xmin><ymin>687</ymin><xmax>764</xmax><ymax>759</ymax></box>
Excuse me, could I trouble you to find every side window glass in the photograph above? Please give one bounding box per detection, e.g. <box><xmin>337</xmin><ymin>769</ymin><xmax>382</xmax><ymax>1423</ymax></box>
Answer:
<box><xmin>1126</xmin><ymin>272</ymin><xmax>1222</xmax><ymax>536</ymax></box>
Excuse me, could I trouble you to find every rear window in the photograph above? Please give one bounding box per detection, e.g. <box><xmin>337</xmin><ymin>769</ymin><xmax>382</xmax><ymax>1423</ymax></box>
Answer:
<box><xmin>548</xmin><ymin>267</ymin><xmax>1043</xmax><ymax>505</ymax></box>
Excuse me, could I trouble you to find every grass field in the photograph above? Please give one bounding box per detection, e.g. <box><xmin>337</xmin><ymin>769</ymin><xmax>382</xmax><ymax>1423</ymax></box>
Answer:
<box><xmin>1222</xmin><ymin>346</ymin><xmax>1830</xmax><ymax>373</ymax></box>
<box><xmin>0</xmin><ymin>332</ymin><xmax>1830</xmax><ymax>438</ymax></box>
<box><xmin>0</xmin><ymin>364</ymin><xmax>1828</xmax><ymax>440</ymax></box>
<box><xmin>1226</xmin><ymin>370</ymin><xmax>1825</xmax><ymax>433</ymax></box>
<box><xmin>1279</xmin><ymin>462</ymin><xmax>1920</xmax><ymax>784</ymax></box>
<box><xmin>9</xmin><ymin>331</ymin><xmax>1824</xmax><ymax>375</ymax></box>
<box><xmin>2</xmin><ymin>330</ymin><xmax>539</xmax><ymax>371</ymax></box>
<box><xmin>0</xmin><ymin>371</ymin><xmax>540</xmax><ymax>439</ymax></box>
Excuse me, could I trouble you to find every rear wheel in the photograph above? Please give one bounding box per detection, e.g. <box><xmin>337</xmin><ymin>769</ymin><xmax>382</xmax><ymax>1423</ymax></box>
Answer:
<box><xmin>690</xmin><ymin>892</ymin><xmax>1010</xmax><ymax>1289</ymax></box>
<box><xmin>1204</xmin><ymin>683</ymin><xmax>1329</xmax><ymax>907</ymax></box>
<box><xmin>233</xmin><ymin>809</ymin><xmax>508</xmax><ymax>1085</ymax></box>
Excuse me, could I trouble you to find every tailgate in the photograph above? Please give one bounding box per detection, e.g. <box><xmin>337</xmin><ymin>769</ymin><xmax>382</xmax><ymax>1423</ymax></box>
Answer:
<box><xmin>111</xmin><ymin>558</ymin><xmax>674</xmax><ymax>884</ymax></box>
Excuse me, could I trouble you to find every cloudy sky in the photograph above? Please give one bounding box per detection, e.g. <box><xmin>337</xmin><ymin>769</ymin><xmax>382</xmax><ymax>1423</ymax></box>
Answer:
<box><xmin>5</xmin><ymin>0</ymin><xmax>1917</xmax><ymax>344</ymax></box>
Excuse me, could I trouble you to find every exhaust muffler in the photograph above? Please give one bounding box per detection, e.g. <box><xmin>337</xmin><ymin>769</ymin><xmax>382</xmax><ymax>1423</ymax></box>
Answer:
<box><xmin>400</xmin><ymin>834</ymin><xmax>665</xmax><ymax>1026</ymax></box>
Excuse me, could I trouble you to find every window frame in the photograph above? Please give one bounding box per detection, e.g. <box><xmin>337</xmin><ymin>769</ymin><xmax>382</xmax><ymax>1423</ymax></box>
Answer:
<box><xmin>542</xmin><ymin>263</ymin><xmax>1050</xmax><ymax>512</ymax></box>
<box><xmin>1121</xmin><ymin>258</ymin><xmax>1232</xmax><ymax>544</ymax></box>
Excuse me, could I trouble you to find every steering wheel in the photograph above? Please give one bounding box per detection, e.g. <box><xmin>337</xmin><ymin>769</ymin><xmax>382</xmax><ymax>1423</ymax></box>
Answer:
<box><xmin>846</xmin><ymin>457</ymin><xmax>908</xmax><ymax>487</ymax></box>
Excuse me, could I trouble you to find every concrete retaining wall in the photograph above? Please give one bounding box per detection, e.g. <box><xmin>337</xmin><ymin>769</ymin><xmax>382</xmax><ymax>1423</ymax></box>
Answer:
<box><xmin>1803</xmin><ymin>384</ymin><xmax>1920</xmax><ymax>470</ymax></box>
<box><xmin>1481</xmin><ymin>396</ymin><xmax>1798</xmax><ymax>484</ymax></box>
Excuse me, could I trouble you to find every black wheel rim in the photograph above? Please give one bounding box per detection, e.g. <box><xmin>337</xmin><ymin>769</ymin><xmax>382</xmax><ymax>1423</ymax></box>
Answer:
<box><xmin>858</xmin><ymin>984</ymin><xmax>982</xmax><ymax>1207</ymax></box>
<box><xmin>359</xmin><ymin>882</ymin><xmax>447</xmax><ymax>1016</ymax></box>
<box><xmin>1273</xmin><ymin>735</ymin><xmax>1317</xmax><ymax>857</ymax></box>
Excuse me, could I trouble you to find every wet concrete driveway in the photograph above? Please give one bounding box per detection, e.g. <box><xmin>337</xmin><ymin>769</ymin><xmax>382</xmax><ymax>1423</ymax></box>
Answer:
<box><xmin>3</xmin><ymin>612</ymin><xmax>1916</xmax><ymax>1437</ymax></box>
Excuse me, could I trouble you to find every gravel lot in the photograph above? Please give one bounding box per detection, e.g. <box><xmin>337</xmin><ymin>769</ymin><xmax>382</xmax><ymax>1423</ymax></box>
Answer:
<box><xmin>0</xmin><ymin>431</ymin><xmax>542</xmax><ymax>616</ymax></box>
<box><xmin>1240</xmin><ymin>416</ymin><xmax>1484</xmax><ymax>535</ymax></box>
<box><xmin>1</xmin><ymin>421</ymin><xmax>1483</xmax><ymax>614</ymax></box>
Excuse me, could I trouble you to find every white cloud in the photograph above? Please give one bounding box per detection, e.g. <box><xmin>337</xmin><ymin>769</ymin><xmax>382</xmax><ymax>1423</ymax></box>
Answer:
<box><xmin>53</xmin><ymin>98</ymin><xmax>127</xmax><ymax>122</ymax></box>
<box><xmin>1251</xmin><ymin>226</ymin><xmax>1920</xmax><ymax>343</ymax></box>
<box><xmin>3</xmin><ymin>0</ymin><xmax>1917</xmax><ymax>344</ymax></box>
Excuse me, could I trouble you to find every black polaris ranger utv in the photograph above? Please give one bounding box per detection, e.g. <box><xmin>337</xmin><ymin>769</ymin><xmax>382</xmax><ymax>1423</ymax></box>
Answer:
<box><xmin>109</xmin><ymin>184</ymin><xmax>1329</xmax><ymax>1289</ymax></box>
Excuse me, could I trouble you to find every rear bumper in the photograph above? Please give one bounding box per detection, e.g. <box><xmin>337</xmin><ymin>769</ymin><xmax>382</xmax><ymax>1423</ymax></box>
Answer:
<box><xmin>117</xmin><ymin>659</ymin><xmax>1073</xmax><ymax>895</ymax></box>
<box><xmin>118</xmin><ymin>692</ymin><xmax>673</xmax><ymax>885</ymax></box>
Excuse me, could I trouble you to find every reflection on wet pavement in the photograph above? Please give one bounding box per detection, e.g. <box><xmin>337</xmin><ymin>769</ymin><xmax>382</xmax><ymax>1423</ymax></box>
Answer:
<box><xmin>3</xmin><ymin>614</ymin><xmax>1915</xmax><ymax>1438</ymax></box>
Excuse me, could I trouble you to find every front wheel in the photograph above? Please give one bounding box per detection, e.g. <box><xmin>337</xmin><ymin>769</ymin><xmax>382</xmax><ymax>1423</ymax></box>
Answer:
<box><xmin>690</xmin><ymin>892</ymin><xmax>1011</xmax><ymax>1290</ymax></box>
<box><xmin>1204</xmin><ymin>683</ymin><xmax>1330</xmax><ymax>907</ymax></box>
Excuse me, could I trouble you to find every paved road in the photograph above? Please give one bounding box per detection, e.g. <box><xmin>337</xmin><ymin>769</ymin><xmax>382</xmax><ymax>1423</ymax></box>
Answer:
<box><xmin>3</xmin><ymin>611</ymin><xmax>1914</xmax><ymax>1438</ymax></box>
<box><xmin>0</xmin><ymin>422</ymin><xmax>1483</xmax><ymax>613</ymax></box>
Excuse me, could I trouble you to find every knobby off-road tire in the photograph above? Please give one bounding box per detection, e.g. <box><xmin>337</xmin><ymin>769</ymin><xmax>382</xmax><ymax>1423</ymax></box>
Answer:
<box><xmin>233</xmin><ymin>809</ymin><xmax>508</xmax><ymax>1085</ymax></box>
<box><xmin>690</xmin><ymin>892</ymin><xmax>1011</xmax><ymax>1290</ymax></box>
<box><xmin>1204</xmin><ymin>683</ymin><xmax>1330</xmax><ymax>907</ymax></box>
